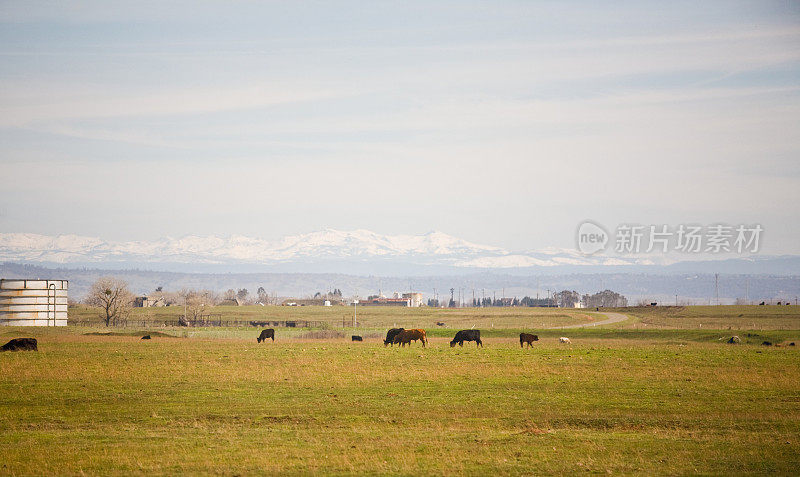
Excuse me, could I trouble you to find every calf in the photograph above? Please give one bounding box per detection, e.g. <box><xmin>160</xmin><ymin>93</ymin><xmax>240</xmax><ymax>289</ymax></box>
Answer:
<box><xmin>450</xmin><ymin>329</ymin><xmax>482</xmax><ymax>347</ymax></box>
<box><xmin>257</xmin><ymin>329</ymin><xmax>275</xmax><ymax>343</ymax></box>
<box><xmin>519</xmin><ymin>333</ymin><xmax>539</xmax><ymax>348</ymax></box>
<box><xmin>351</xmin><ymin>335</ymin><xmax>363</xmax><ymax>342</ymax></box>
<box><xmin>0</xmin><ymin>338</ymin><xmax>38</xmax><ymax>352</ymax></box>
<box><xmin>559</xmin><ymin>337</ymin><xmax>571</xmax><ymax>344</ymax></box>
<box><xmin>384</xmin><ymin>328</ymin><xmax>404</xmax><ymax>347</ymax></box>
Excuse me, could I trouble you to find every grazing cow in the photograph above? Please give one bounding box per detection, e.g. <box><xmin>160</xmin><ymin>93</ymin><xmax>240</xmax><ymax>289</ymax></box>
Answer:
<box><xmin>351</xmin><ymin>335</ymin><xmax>363</xmax><ymax>342</ymax></box>
<box><xmin>759</xmin><ymin>301</ymin><xmax>765</xmax><ymax>306</ymax></box>
<box><xmin>0</xmin><ymin>338</ymin><xmax>38</xmax><ymax>352</ymax></box>
<box><xmin>384</xmin><ymin>328</ymin><xmax>405</xmax><ymax>347</ymax></box>
<box><xmin>393</xmin><ymin>329</ymin><xmax>428</xmax><ymax>347</ymax></box>
<box><xmin>141</xmin><ymin>335</ymin><xmax>151</xmax><ymax>340</ymax></box>
<box><xmin>436</xmin><ymin>322</ymin><xmax>446</xmax><ymax>327</ymax></box>
<box><xmin>762</xmin><ymin>341</ymin><xmax>773</xmax><ymax>346</ymax></box>
<box><xmin>519</xmin><ymin>333</ymin><xmax>539</xmax><ymax>348</ymax></box>
<box><xmin>727</xmin><ymin>336</ymin><xmax>741</xmax><ymax>344</ymax></box>
<box><xmin>450</xmin><ymin>329</ymin><xmax>482</xmax><ymax>347</ymax></box>
<box><xmin>257</xmin><ymin>329</ymin><xmax>275</xmax><ymax>343</ymax></box>
<box><xmin>559</xmin><ymin>337</ymin><xmax>571</xmax><ymax>344</ymax></box>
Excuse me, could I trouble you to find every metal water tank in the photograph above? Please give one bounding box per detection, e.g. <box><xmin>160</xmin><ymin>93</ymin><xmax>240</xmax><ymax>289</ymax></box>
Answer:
<box><xmin>0</xmin><ymin>279</ymin><xmax>68</xmax><ymax>326</ymax></box>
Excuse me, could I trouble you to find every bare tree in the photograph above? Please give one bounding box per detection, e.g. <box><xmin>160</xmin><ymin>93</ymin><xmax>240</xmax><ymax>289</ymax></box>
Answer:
<box><xmin>86</xmin><ymin>277</ymin><xmax>134</xmax><ymax>326</ymax></box>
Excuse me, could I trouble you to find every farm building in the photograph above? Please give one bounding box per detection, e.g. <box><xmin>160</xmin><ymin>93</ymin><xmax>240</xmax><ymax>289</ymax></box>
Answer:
<box><xmin>357</xmin><ymin>296</ymin><xmax>411</xmax><ymax>307</ymax></box>
<box><xmin>0</xmin><ymin>279</ymin><xmax>68</xmax><ymax>326</ymax></box>
<box><xmin>133</xmin><ymin>295</ymin><xmax>167</xmax><ymax>307</ymax></box>
<box><xmin>402</xmin><ymin>292</ymin><xmax>424</xmax><ymax>307</ymax></box>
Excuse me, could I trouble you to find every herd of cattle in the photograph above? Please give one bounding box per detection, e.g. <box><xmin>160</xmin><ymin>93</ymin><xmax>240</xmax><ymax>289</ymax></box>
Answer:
<box><xmin>253</xmin><ymin>327</ymin><xmax>572</xmax><ymax>348</ymax></box>
<box><xmin>0</xmin><ymin>330</ymin><xmax>568</xmax><ymax>353</ymax></box>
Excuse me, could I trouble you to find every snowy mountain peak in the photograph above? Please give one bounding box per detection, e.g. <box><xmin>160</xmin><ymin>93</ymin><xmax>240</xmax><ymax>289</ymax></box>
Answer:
<box><xmin>0</xmin><ymin>229</ymin><xmax>636</xmax><ymax>270</ymax></box>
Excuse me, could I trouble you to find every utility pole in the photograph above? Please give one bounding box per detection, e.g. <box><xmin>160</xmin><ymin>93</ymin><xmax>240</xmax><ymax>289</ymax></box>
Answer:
<box><xmin>675</xmin><ymin>294</ymin><xmax>678</xmax><ymax>306</ymax></box>
<box><xmin>353</xmin><ymin>300</ymin><xmax>357</xmax><ymax>328</ymax></box>
<box><xmin>450</xmin><ymin>288</ymin><xmax>455</xmax><ymax>308</ymax></box>
<box><xmin>715</xmin><ymin>273</ymin><xmax>719</xmax><ymax>305</ymax></box>
<box><xmin>745</xmin><ymin>277</ymin><xmax>749</xmax><ymax>304</ymax></box>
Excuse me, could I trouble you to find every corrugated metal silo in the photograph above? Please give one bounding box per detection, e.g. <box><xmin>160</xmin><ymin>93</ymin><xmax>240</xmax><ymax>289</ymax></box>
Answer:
<box><xmin>0</xmin><ymin>279</ymin><xmax>68</xmax><ymax>326</ymax></box>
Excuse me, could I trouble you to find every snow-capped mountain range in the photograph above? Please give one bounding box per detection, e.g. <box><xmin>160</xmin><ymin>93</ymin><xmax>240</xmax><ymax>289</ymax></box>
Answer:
<box><xmin>0</xmin><ymin>229</ymin><xmax>635</xmax><ymax>270</ymax></box>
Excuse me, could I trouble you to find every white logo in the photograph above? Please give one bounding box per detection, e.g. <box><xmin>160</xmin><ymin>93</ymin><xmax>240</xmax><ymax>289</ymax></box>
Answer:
<box><xmin>576</xmin><ymin>221</ymin><xmax>609</xmax><ymax>255</ymax></box>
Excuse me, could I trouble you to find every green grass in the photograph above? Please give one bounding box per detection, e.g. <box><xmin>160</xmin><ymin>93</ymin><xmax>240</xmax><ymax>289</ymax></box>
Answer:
<box><xmin>1</xmin><ymin>324</ymin><xmax>799</xmax><ymax>475</ymax></box>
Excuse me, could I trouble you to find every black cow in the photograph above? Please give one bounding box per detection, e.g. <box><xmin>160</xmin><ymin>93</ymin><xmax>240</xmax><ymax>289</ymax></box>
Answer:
<box><xmin>384</xmin><ymin>328</ymin><xmax>404</xmax><ymax>347</ymax></box>
<box><xmin>450</xmin><ymin>329</ymin><xmax>482</xmax><ymax>347</ymax></box>
<box><xmin>1</xmin><ymin>338</ymin><xmax>38</xmax><ymax>352</ymax></box>
<box><xmin>351</xmin><ymin>335</ymin><xmax>363</xmax><ymax>342</ymax></box>
<box><xmin>519</xmin><ymin>333</ymin><xmax>539</xmax><ymax>348</ymax></box>
<box><xmin>257</xmin><ymin>329</ymin><xmax>275</xmax><ymax>343</ymax></box>
<box><xmin>141</xmin><ymin>335</ymin><xmax>151</xmax><ymax>340</ymax></box>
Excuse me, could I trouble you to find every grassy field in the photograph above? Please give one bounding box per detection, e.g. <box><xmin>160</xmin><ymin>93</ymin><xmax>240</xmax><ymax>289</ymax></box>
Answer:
<box><xmin>1</xmin><ymin>307</ymin><xmax>799</xmax><ymax>475</ymax></box>
<box><xmin>68</xmin><ymin>303</ymin><xmax>800</xmax><ymax>331</ymax></box>
<box><xmin>615</xmin><ymin>305</ymin><xmax>800</xmax><ymax>330</ymax></box>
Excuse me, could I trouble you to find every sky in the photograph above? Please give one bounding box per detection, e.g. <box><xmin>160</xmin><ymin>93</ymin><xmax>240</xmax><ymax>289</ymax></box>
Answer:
<box><xmin>1</xmin><ymin>1</ymin><xmax>799</xmax><ymax>255</ymax></box>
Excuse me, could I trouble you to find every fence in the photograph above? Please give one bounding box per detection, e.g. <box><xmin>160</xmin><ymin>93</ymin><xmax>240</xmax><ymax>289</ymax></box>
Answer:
<box><xmin>68</xmin><ymin>318</ymin><xmax>327</xmax><ymax>328</ymax></box>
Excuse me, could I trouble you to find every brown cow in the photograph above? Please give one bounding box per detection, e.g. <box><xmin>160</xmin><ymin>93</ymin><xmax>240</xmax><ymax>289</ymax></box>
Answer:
<box><xmin>393</xmin><ymin>329</ymin><xmax>428</xmax><ymax>347</ymax></box>
<box><xmin>519</xmin><ymin>333</ymin><xmax>539</xmax><ymax>348</ymax></box>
